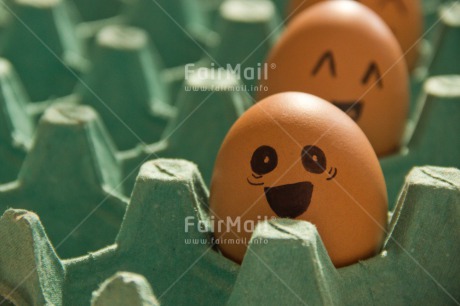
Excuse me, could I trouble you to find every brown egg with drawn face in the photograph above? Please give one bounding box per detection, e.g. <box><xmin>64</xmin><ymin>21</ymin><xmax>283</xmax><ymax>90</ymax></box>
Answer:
<box><xmin>210</xmin><ymin>92</ymin><xmax>388</xmax><ymax>267</ymax></box>
<box><xmin>287</xmin><ymin>0</ymin><xmax>423</xmax><ymax>71</ymax></box>
<box><xmin>260</xmin><ymin>1</ymin><xmax>409</xmax><ymax>156</ymax></box>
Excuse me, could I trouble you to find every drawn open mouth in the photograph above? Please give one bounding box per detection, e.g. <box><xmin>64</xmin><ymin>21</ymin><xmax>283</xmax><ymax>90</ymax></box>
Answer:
<box><xmin>332</xmin><ymin>101</ymin><xmax>363</xmax><ymax>121</ymax></box>
<box><xmin>264</xmin><ymin>181</ymin><xmax>313</xmax><ymax>218</ymax></box>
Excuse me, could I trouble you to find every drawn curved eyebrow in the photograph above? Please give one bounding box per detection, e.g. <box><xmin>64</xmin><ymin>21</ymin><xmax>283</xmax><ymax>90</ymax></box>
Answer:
<box><xmin>311</xmin><ymin>51</ymin><xmax>336</xmax><ymax>77</ymax></box>
<box><xmin>361</xmin><ymin>62</ymin><xmax>383</xmax><ymax>89</ymax></box>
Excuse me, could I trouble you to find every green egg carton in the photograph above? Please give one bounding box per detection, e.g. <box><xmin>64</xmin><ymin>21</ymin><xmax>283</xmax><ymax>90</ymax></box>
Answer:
<box><xmin>0</xmin><ymin>159</ymin><xmax>239</xmax><ymax>305</ymax></box>
<box><xmin>0</xmin><ymin>77</ymin><xmax>251</xmax><ymax>249</ymax></box>
<box><xmin>122</xmin><ymin>0</ymin><xmax>215</xmax><ymax>68</ymax></box>
<box><xmin>0</xmin><ymin>102</ymin><xmax>127</xmax><ymax>259</ymax></box>
<box><xmin>0</xmin><ymin>0</ymin><xmax>459</xmax><ymax>304</ymax></box>
<box><xmin>0</xmin><ymin>0</ymin><xmax>87</xmax><ymax>102</ymax></box>
<box><xmin>0</xmin><ymin>59</ymin><xmax>34</xmax><ymax>184</ymax></box>
<box><xmin>91</xmin><ymin>272</ymin><xmax>160</xmax><ymax>306</ymax></box>
<box><xmin>74</xmin><ymin>24</ymin><xmax>175</xmax><ymax>151</ymax></box>
<box><xmin>117</xmin><ymin>65</ymin><xmax>253</xmax><ymax>185</ymax></box>
<box><xmin>71</xmin><ymin>0</ymin><xmax>122</xmax><ymax>22</ymax></box>
<box><xmin>381</xmin><ymin>75</ymin><xmax>460</xmax><ymax>207</ymax></box>
<box><xmin>0</xmin><ymin>58</ymin><xmax>251</xmax><ymax>193</ymax></box>
<box><xmin>207</xmin><ymin>0</ymin><xmax>281</xmax><ymax>91</ymax></box>
<box><xmin>410</xmin><ymin>0</ymin><xmax>460</xmax><ymax>112</ymax></box>
<box><xmin>0</xmin><ymin>159</ymin><xmax>458</xmax><ymax>305</ymax></box>
<box><xmin>228</xmin><ymin>165</ymin><xmax>460</xmax><ymax>305</ymax></box>
<box><xmin>0</xmin><ymin>0</ymin><xmax>264</xmax><ymax>188</ymax></box>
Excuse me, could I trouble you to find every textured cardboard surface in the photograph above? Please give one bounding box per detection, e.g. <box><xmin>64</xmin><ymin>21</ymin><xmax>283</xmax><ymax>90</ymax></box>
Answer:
<box><xmin>124</xmin><ymin>0</ymin><xmax>213</xmax><ymax>68</ymax></box>
<box><xmin>120</xmin><ymin>68</ymin><xmax>252</xmax><ymax>190</ymax></box>
<box><xmin>0</xmin><ymin>59</ymin><xmax>33</xmax><ymax>184</ymax></box>
<box><xmin>381</xmin><ymin>75</ymin><xmax>460</xmax><ymax>207</ymax></box>
<box><xmin>0</xmin><ymin>160</ymin><xmax>458</xmax><ymax>305</ymax></box>
<box><xmin>62</xmin><ymin>160</ymin><xmax>238</xmax><ymax>306</ymax></box>
<box><xmin>0</xmin><ymin>0</ymin><xmax>457</xmax><ymax>195</ymax></box>
<box><xmin>91</xmin><ymin>272</ymin><xmax>159</xmax><ymax>306</ymax></box>
<box><xmin>75</xmin><ymin>24</ymin><xmax>174</xmax><ymax>151</ymax></box>
<box><xmin>0</xmin><ymin>104</ymin><xmax>127</xmax><ymax>259</ymax></box>
<box><xmin>0</xmin><ymin>0</ymin><xmax>85</xmax><ymax>101</ymax></box>
<box><xmin>229</xmin><ymin>166</ymin><xmax>460</xmax><ymax>305</ymax></box>
<box><xmin>0</xmin><ymin>209</ymin><xmax>65</xmax><ymax>305</ymax></box>
<box><xmin>0</xmin><ymin>0</ymin><xmax>458</xmax><ymax>304</ymax></box>
<box><xmin>210</xmin><ymin>0</ymin><xmax>281</xmax><ymax>90</ymax></box>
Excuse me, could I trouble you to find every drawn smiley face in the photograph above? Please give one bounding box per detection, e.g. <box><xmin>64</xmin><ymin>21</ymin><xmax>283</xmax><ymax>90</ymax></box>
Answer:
<box><xmin>260</xmin><ymin>1</ymin><xmax>409</xmax><ymax>156</ymax></box>
<box><xmin>248</xmin><ymin>144</ymin><xmax>337</xmax><ymax>218</ymax></box>
<box><xmin>210</xmin><ymin>92</ymin><xmax>388</xmax><ymax>267</ymax></box>
<box><xmin>286</xmin><ymin>0</ymin><xmax>423</xmax><ymax>71</ymax></box>
<box><xmin>310</xmin><ymin>50</ymin><xmax>383</xmax><ymax>121</ymax></box>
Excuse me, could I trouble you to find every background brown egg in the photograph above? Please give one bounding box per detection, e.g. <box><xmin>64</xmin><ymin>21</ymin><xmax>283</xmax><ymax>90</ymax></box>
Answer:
<box><xmin>260</xmin><ymin>1</ymin><xmax>409</xmax><ymax>156</ymax></box>
<box><xmin>287</xmin><ymin>0</ymin><xmax>423</xmax><ymax>71</ymax></box>
<box><xmin>210</xmin><ymin>92</ymin><xmax>388</xmax><ymax>267</ymax></box>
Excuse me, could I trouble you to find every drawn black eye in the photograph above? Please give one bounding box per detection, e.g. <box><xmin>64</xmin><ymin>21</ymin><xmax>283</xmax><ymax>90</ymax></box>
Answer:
<box><xmin>362</xmin><ymin>62</ymin><xmax>383</xmax><ymax>89</ymax></box>
<box><xmin>301</xmin><ymin>145</ymin><xmax>326</xmax><ymax>174</ymax></box>
<box><xmin>251</xmin><ymin>145</ymin><xmax>278</xmax><ymax>175</ymax></box>
<box><xmin>311</xmin><ymin>50</ymin><xmax>336</xmax><ymax>77</ymax></box>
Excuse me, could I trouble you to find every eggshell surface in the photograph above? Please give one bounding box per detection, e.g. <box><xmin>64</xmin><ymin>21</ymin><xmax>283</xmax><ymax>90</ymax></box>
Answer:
<box><xmin>210</xmin><ymin>92</ymin><xmax>388</xmax><ymax>267</ymax></box>
<box><xmin>260</xmin><ymin>1</ymin><xmax>409</xmax><ymax>156</ymax></box>
<box><xmin>287</xmin><ymin>0</ymin><xmax>423</xmax><ymax>71</ymax></box>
